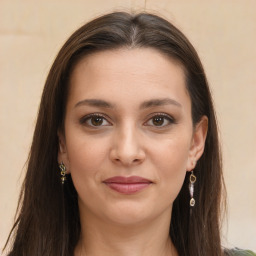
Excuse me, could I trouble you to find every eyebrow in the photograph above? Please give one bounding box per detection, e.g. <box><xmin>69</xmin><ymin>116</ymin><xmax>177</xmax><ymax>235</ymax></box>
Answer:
<box><xmin>74</xmin><ymin>98</ymin><xmax>182</xmax><ymax>109</ymax></box>
<box><xmin>139</xmin><ymin>98</ymin><xmax>182</xmax><ymax>109</ymax></box>
<box><xmin>75</xmin><ymin>99</ymin><xmax>114</xmax><ymax>108</ymax></box>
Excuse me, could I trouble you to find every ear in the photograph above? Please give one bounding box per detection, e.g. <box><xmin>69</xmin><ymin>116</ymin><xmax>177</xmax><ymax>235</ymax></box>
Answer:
<box><xmin>186</xmin><ymin>116</ymin><xmax>208</xmax><ymax>171</ymax></box>
<box><xmin>57</xmin><ymin>130</ymin><xmax>70</xmax><ymax>174</ymax></box>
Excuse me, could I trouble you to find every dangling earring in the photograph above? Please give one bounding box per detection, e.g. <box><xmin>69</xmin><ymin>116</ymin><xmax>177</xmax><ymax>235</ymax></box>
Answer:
<box><xmin>59</xmin><ymin>162</ymin><xmax>66</xmax><ymax>185</ymax></box>
<box><xmin>189</xmin><ymin>170</ymin><xmax>196</xmax><ymax>207</ymax></box>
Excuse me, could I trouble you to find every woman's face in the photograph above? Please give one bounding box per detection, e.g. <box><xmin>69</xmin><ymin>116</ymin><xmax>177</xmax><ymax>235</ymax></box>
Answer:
<box><xmin>59</xmin><ymin>48</ymin><xmax>207</xmax><ymax>225</ymax></box>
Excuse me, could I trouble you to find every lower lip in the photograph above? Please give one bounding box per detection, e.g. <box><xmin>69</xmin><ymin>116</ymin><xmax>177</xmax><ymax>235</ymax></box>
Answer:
<box><xmin>104</xmin><ymin>182</ymin><xmax>151</xmax><ymax>194</ymax></box>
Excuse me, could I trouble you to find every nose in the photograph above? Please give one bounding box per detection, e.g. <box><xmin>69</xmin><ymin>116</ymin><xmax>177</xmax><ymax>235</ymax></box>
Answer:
<box><xmin>109</xmin><ymin>124</ymin><xmax>146</xmax><ymax>166</ymax></box>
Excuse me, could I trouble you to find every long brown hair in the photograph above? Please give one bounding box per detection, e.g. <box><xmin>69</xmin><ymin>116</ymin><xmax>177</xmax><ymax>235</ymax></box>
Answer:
<box><xmin>4</xmin><ymin>11</ymin><xmax>225</xmax><ymax>256</ymax></box>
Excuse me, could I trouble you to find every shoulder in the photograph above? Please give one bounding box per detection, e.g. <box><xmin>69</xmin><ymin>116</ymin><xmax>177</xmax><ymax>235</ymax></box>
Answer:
<box><xmin>224</xmin><ymin>248</ymin><xmax>256</xmax><ymax>256</ymax></box>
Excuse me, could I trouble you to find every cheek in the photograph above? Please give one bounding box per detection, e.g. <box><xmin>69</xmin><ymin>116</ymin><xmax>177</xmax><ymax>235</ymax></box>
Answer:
<box><xmin>65</xmin><ymin>133</ymin><xmax>109</xmax><ymax>185</ymax></box>
<box><xmin>150</xmin><ymin>135</ymin><xmax>191</xmax><ymax>198</ymax></box>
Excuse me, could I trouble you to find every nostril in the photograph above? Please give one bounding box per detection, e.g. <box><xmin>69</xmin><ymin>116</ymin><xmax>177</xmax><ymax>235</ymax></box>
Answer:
<box><xmin>113</xmin><ymin>157</ymin><xmax>142</xmax><ymax>166</ymax></box>
<box><xmin>109</xmin><ymin>143</ymin><xmax>146</xmax><ymax>166</ymax></box>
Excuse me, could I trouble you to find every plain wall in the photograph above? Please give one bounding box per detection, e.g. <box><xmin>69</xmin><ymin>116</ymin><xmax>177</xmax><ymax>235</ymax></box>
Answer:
<box><xmin>1</xmin><ymin>0</ymin><xmax>255</xmax><ymax>252</ymax></box>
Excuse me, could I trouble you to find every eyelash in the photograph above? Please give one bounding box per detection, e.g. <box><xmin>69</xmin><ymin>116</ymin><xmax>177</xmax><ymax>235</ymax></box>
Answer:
<box><xmin>79</xmin><ymin>113</ymin><xmax>176</xmax><ymax>128</ymax></box>
<box><xmin>145</xmin><ymin>113</ymin><xmax>176</xmax><ymax>127</ymax></box>
<box><xmin>79</xmin><ymin>113</ymin><xmax>111</xmax><ymax>127</ymax></box>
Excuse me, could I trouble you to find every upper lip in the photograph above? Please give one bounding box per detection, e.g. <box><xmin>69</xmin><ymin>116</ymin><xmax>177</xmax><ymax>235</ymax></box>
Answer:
<box><xmin>103</xmin><ymin>176</ymin><xmax>152</xmax><ymax>184</ymax></box>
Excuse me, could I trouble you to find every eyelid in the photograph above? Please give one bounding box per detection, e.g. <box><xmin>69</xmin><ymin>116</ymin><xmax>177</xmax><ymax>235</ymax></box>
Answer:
<box><xmin>79</xmin><ymin>113</ymin><xmax>112</xmax><ymax>127</ymax></box>
<box><xmin>144</xmin><ymin>112</ymin><xmax>176</xmax><ymax>127</ymax></box>
<box><xmin>79</xmin><ymin>112</ymin><xmax>176</xmax><ymax>128</ymax></box>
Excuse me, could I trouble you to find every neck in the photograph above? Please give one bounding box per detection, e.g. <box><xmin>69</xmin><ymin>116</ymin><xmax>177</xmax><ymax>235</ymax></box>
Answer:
<box><xmin>75</xmin><ymin>207</ymin><xmax>177</xmax><ymax>256</ymax></box>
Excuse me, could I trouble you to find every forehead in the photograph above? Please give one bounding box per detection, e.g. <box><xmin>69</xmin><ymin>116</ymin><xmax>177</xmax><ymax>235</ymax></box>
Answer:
<box><xmin>68</xmin><ymin>48</ymin><xmax>190</xmax><ymax>110</ymax></box>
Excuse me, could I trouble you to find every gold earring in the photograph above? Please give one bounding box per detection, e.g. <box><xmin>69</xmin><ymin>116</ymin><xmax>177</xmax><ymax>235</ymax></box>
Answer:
<box><xmin>59</xmin><ymin>162</ymin><xmax>66</xmax><ymax>185</ymax></box>
<box><xmin>189</xmin><ymin>171</ymin><xmax>196</xmax><ymax>207</ymax></box>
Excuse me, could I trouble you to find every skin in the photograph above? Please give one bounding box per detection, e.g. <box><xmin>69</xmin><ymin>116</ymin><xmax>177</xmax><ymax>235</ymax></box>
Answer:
<box><xmin>58</xmin><ymin>48</ymin><xmax>208</xmax><ymax>256</ymax></box>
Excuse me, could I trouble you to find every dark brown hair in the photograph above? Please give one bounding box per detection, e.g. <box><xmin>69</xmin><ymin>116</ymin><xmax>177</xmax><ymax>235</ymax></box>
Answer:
<box><xmin>4</xmin><ymin>11</ymin><xmax>225</xmax><ymax>256</ymax></box>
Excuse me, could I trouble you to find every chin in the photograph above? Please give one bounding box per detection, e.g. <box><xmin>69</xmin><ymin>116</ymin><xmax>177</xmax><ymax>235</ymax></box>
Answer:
<box><xmin>101</xmin><ymin>201</ymin><xmax>163</xmax><ymax>226</ymax></box>
<box><xmin>106</xmin><ymin>212</ymin><xmax>150</xmax><ymax>227</ymax></box>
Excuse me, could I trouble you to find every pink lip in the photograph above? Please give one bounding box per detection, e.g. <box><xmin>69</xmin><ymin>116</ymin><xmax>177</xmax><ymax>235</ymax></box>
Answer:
<box><xmin>103</xmin><ymin>176</ymin><xmax>152</xmax><ymax>194</ymax></box>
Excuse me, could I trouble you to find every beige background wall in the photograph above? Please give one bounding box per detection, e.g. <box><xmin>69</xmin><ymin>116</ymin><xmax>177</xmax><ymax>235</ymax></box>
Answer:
<box><xmin>0</xmin><ymin>0</ymin><xmax>255</xmax><ymax>252</ymax></box>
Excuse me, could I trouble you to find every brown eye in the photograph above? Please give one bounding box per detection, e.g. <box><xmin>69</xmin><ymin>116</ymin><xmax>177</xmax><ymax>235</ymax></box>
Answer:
<box><xmin>91</xmin><ymin>116</ymin><xmax>104</xmax><ymax>126</ymax></box>
<box><xmin>145</xmin><ymin>114</ymin><xmax>175</xmax><ymax>127</ymax></box>
<box><xmin>152</xmin><ymin>116</ymin><xmax>165</xmax><ymax>126</ymax></box>
<box><xmin>80</xmin><ymin>114</ymin><xmax>111</xmax><ymax>127</ymax></box>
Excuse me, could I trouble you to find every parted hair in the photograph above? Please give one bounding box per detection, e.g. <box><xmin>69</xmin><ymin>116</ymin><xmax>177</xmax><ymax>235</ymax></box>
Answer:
<box><xmin>4</xmin><ymin>11</ymin><xmax>225</xmax><ymax>256</ymax></box>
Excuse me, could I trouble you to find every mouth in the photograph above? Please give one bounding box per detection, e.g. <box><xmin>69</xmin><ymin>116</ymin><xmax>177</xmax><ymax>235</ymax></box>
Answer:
<box><xmin>103</xmin><ymin>176</ymin><xmax>153</xmax><ymax>194</ymax></box>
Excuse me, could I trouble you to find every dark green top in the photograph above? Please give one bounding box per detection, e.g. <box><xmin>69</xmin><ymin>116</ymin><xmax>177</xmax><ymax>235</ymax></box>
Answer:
<box><xmin>225</xmin><ymin>248</ymin><xmax>256</xmax><ymax>256</ymax></box>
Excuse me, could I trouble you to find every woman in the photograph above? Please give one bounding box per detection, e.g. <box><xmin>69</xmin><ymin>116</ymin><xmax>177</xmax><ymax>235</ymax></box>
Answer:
<box><xmin>4</xmin><ymin>11</ymin><xmax>255</xmax><ymax>256</ymax></box>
